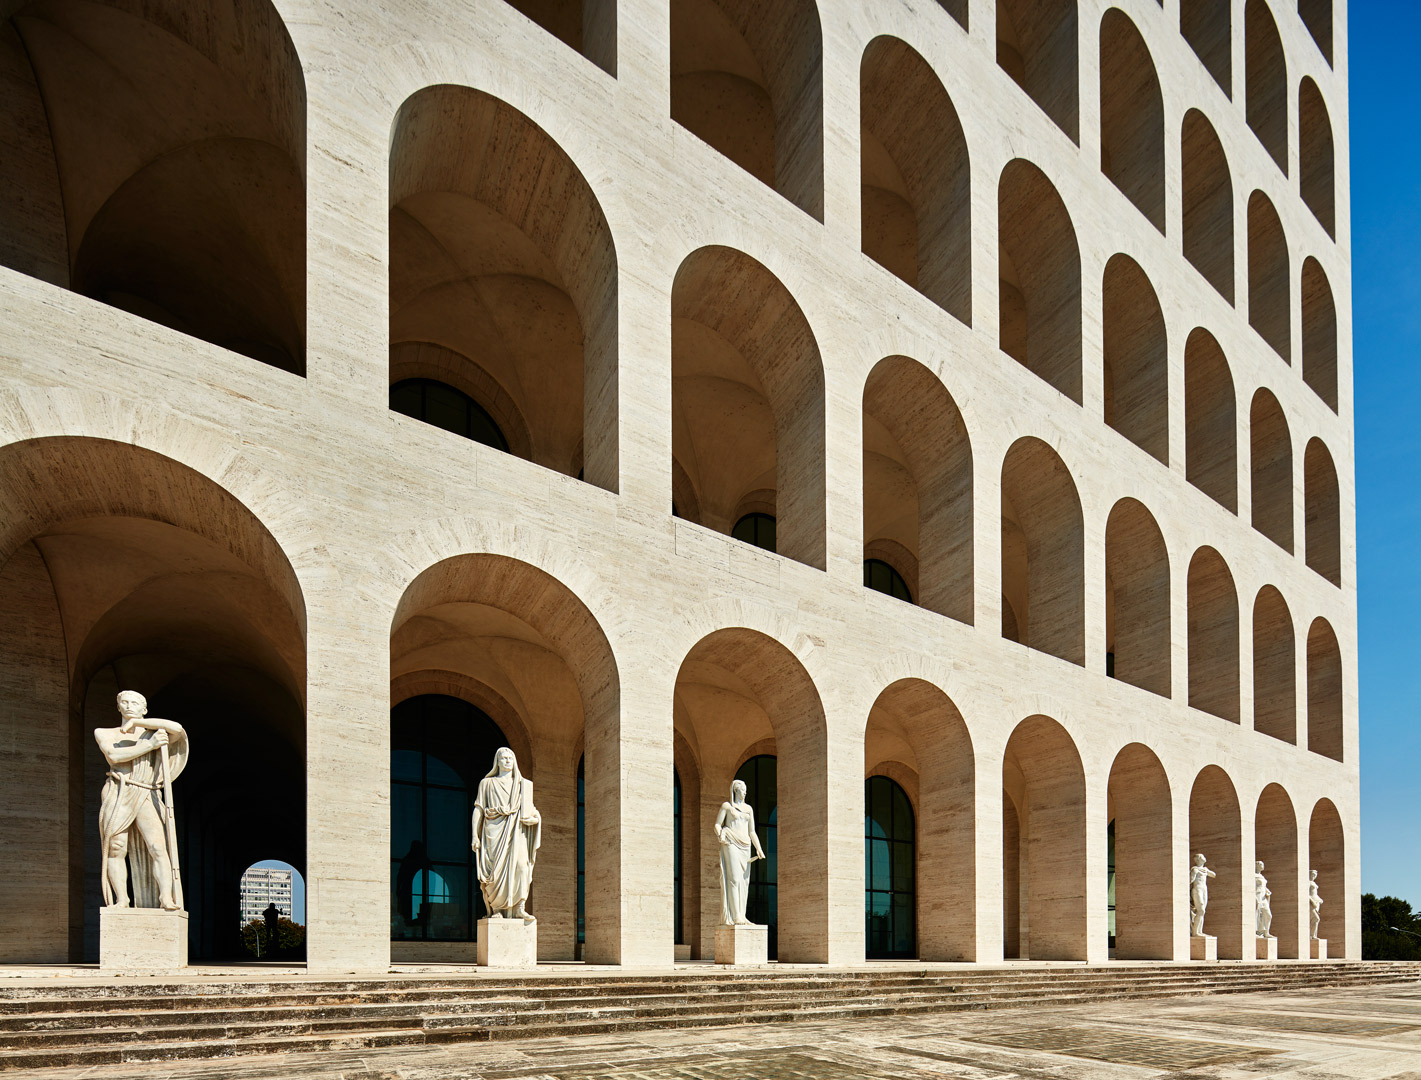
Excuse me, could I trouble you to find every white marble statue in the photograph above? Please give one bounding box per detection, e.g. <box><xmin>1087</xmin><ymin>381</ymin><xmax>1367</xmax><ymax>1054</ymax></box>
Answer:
<box><xmin>1309</xmin><ymin>869</ymin><xmax>1323</xmax><ymax>939</ymax></box>
<box><xmin>94</xmin><ymin>691</ymin><xmax>189</xmax><ymax>910</ymax></box>
<box><xmin>1189</xmin><ymin>853</ymin><xmax>1217</xmax><ymax>936</ymax></box>
<box><xmin>715</xmin><ymin>779</ymin><xmax>766</xmax><ymax>925</ymax></box>
<box><xmin>471</xmin><ymin>747</ymin><xmax>541</xmax><ymax>922</ymax></box>
<box><xmin>1255</xmin><ymin>860</ymin><xmax>1273</xmax><ymax>938</ymax></box>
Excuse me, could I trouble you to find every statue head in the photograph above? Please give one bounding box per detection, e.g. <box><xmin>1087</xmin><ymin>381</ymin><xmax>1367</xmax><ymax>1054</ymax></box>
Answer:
<box><xmin>730</xmin><ymin>779</ymin><xmax>747</xmax><ymax>804</ymax></box>
<box><xmin>1256</xmin><ymin>860</ymin><xmax>1266</xmax><ymax>872</ymax></box>
<box><xmin>116</xmin><ymin>690</ymin><xmax>148</xmax><ymax>720</ymax></box>
<box><xmin>1310</xmin><ymin>869</ymin><xmax>1318</xmax><ymax>881</ymax></box>
<box><xmin>493</xmin><ymin>747</ymin><xmax>516</xmax><ymax>775</ymax></box>
<box><xmin>1194</xmin><ymin>853</ymin><xmax>1206</xmax><ymax>866</ymax></box>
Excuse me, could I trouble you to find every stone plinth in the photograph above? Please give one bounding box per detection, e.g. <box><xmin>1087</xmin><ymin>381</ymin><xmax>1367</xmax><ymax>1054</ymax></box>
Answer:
<box><xmin>1256</xmin><ymin>936</ymin><xmax>1278</xmax><ymax>960</ymax></box>
<box><xmin>477</xmin><ymin>918</ymin><xmax>537</xmax><ymax>968</ymax></box>
<box><xmin>100</xmin><ymin>908</ymin><xmax>188</xmax><ymax>973</ymax></box>
<box><xmin>1311</xmin><ymin>938</ymin><xmax>1328</xmax><ymax>960</ymax></box>
<box><xmin>714</xmin><ymin>923</ymin><xmax>768</xmax><ymax>965</ymax></box>
<box><xmin>1190</xmin><ymin>934</ymin><xmax>1217</xmax><ymax>961</ymax></box>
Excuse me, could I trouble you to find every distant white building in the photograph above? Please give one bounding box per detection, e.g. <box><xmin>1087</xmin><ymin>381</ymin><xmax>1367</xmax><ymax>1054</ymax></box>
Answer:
<box><xmin>239</xmin><ymin>868</ymin><xmax>293</xmax><ymax>928</ymax></box>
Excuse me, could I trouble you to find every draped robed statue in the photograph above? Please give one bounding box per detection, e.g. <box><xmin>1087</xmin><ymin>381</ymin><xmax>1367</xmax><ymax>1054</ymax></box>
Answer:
<box><xmin>471</xmin><ymin>747</ymin><xmax>541</xmax><ymax>922</ymax></box>
<box><xmin>94</xmin><ymin>691</ymin><xmax>189</xmax><ymax>911</ymax></box>
<box><xmin>715</xmin><ymin>779</ymin><xmax>766</xmax><ymax>925</ymax></box>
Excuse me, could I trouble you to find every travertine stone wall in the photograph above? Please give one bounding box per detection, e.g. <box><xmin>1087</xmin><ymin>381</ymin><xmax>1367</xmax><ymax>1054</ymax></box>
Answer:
<box><xmin>0</xmin><ymin>0</ymin><xmax>1359</xmax><ymax>971</ymax></box>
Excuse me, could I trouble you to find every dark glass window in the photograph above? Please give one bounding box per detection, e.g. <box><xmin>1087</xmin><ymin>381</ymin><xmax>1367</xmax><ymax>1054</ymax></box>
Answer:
<box><xmin>865</xmin><ymin>775</ymin><xmax>915</xmax><ymax>959</ymax></box>
<box><xmin>390</xmin><ymin>378</ymin><xmax>509</xmax><ymax>452</ymax></box>
<box><xmin>1107</xmin><ymin>819</ymin><xmax>1117</xmax><ymax>949</ymax></box>
<box><xmin>674</xmin><ymin>769</ymin><xmax>684</xmax><ymax>945</ymax></box>
<box><xmin>731</xmin><ymin>513</ymin><xmax>777</xmax><ymax>552</ymax></box>
<box><xmin>577</xmin><ymin>757</ymin><xmax>585</xmax><ymax>950</ymax></box>
<box><xmin>390</xmin><ymin>695</ymin><xmax>506</xmax><ymax>942</ymax></box>
<box><xmin>864</xmin><ymin>558</ymin><xmax>913</xmax><ymax>602</ymax></box>
<box><xmin>734</xmin><ymin>754</ymin><xmax>778</xmax><ymax>957</ymax></box>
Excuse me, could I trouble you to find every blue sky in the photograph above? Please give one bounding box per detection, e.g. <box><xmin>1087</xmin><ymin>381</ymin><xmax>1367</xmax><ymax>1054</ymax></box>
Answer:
<box><xmin>1354</xmin><ymin>1</ymin><xmax>1421</xmax><ymax>904</ymax></box>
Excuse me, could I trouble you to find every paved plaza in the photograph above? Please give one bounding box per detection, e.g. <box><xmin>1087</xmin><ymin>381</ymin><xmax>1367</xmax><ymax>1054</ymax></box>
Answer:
<box><xmin>18</xmin><ymin>981</ymin><xmax>1421</xmax><ymax>1080</ymax></box>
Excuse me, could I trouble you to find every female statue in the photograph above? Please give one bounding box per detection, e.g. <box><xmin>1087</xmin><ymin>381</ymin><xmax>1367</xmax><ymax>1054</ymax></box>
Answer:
<box><xmin>1254</xmin><ymin>860</ymin><xmax>1273</xmax><ymax>937</ymax></box>
<box><xmin>471</xmin><ymin>747</ymin><xmax>541</xmax><ymax>922</ymax></box>
<box><xmin>1189</xmin><ymin>853</ymin><xmax>1217</xmax><ymax>936</ymax></box>
<box><xmin>715</xmin><ymin>779</ymin><xmax>766</xmax><ymax>925</ymax></box>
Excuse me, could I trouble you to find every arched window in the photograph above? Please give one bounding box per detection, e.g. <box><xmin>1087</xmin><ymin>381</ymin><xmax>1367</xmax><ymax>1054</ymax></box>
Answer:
<box><xmin>390</xmin><ymin>379</ymin><xmax>510</xmax><ymax>451</ymax></box>
<box><xmin>1245</xmin><ymin>0</ymin><xmax>1288</xmax><ymax>174</ymax></box>
<box><xmin>1299</xmin><ymin>0</ymin><xmax>1332</xmax><ymax>64</ymax></box>
<box><xmin>732</xmin><ymin>513</ymin><xmax>777</xmax><ymax>552</ymax></box>
<box><xmin>391</xmin><ymin>695</ymin><xmax>508</xmax><ymax>943</ymax></box>
<box><xmin>498</xmin><ymin>0</ymin><xmax>617</xmax><ymax>74</ymax></box>
<box><xmin>1181</xmin><ymin>0</ymin><xmax>1231</xmax><ymax>95</ymax></box>
<box><xmin>996</xmin><ymin>0</ymin><xmax>1079</xmax><ymax>142</ymax></box>
<box><xmin>735</xmin><ymin>755</ymin><xmax>778</xmax><ymax>955</ymax></box>
<box><xmin>865</xmin><ymin>775</ymin><xmax>916</xmax><ymax>959</ymax></box>
<box><xmin>1248</xmin><ymin>192</ymin><xmax>1291</xmax><ymax>362</ymax></box>
<box><xmin>864</xmin><ymin>558</ymin><xmax>912</xmax><ymax>603</ymax></box>
<box><xmin>1181</xmin><ymin>111</ymin><xmax>1234</xmax><ymax>303</ymax></box>
<box><xmin>1300</xmin><ymin>79</ymin><xmax>1335</xmax><ymax>237</ymax></box>
<box><xmin>1099</xmin><ymin>10</ymin><xmax>1165</xmax><ymax>233</ymax></box>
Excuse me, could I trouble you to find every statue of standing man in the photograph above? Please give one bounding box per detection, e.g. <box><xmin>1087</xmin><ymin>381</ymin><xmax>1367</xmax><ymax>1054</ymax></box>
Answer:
<box><xmin>472</xmin><ymin>748</ymin><xmax>541</xmax><ymax>922</ymax></box>
<box><xmin>1309</xmin><ymin>870</ymin><xmax>1324</xmax><ymax>939</ymax></box>
<box><xmin>1255</xmin><ymin>860</ymin><xmax>1273</xmax><ymax>938</ymax></box>
<box><xmin>94</xmin><ymin>691</ymin><xmax>189</xmax><ymax>910</ymax></box>
<box><xmin>1189</xmin><ymin>854</ymin><xmax>1217</xmax><ymax>936</ymax></box>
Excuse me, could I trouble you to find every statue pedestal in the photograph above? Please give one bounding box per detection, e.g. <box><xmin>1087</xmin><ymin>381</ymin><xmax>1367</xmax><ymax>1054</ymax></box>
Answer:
<box><xmin>1256</xmin><ymin>935</ymin><xmax>1278</xmax><ymax>960</ymax></box>
<box><xmin>1311</xmin><ymin>938</ymin><xmax>1328</xmax><ymax>960</ymax></box>
<box><xmin>100</xmin><ymin>908</ymin><xmax>188</xmax><ymax>973</ymax></box>
<box><xmin>1190</xmin><ymin>934</ymin><xmax>1217</xmax><ymax>961</ymax></box>
<box><xmin>714</xmin><ymin>923</ymin><xmax>768</xmax><ymax>966</ymax></box>
<box><xmin>477</xmin><ymin>918</ymin><xmax>537</xmax><ymax>968</ymax></box>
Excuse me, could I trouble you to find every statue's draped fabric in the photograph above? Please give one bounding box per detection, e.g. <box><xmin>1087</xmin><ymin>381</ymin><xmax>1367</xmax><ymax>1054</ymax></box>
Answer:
<box><xmin>718</xmin><ymin>804</ymin><xmax>755</xmax><ymax>925</ymax></box>
<box><xmin>98</xmin><ymin>729</ymin><xmax>189</xmax><ymax>907</ymax></box>
<box><xmin>474</xmin><ymin>761</ymin><xmax>540</xmax><ymax>915</ymax></box>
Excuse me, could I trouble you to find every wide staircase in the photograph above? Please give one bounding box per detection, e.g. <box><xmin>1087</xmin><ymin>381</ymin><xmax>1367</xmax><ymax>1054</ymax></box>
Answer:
<box><xmin>2</xmin><ymin>962</ymin><xmax>1419</xmax><ymax>1071</ymax></box>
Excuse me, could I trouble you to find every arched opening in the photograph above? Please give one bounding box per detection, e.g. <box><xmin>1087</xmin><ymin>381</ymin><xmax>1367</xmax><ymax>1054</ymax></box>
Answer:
<box><xmin>390</xmin><ymin>554</ymin><xmax>619</xmax><ymax>962</ymax></box>
<box><xmin>239</xmin><ymin>862</ymin><xmax>305</xmax><ymax>960</ymax></box>
<box><xmin>998</xmin><ymin>160</ymin><xmax>1083</xmax><ymax>402</ymax></box>
<box><xmin>864</xmin><ymin>559</ymin><xmax>912</xmax><ymax>602</ymax></box>
<box><xmin>0</xmin><ymin>0</ymin><xmax>306</xmax><ymax>374</ymax></box>
<box><xmin>1003</xmin><ymin>715</ymin><xmax>1087</xmax><ymax>960</ymax></box>
<box><xmin>672</xmin><ymin>246</ymin><xmax>826</xmax><ymax>569</ymax></box>
<box><xmin>862</xmin><ymin>356</ymin><xmax>974</xmax><ymax>623</ymax></box>
<box><xmin>0</xmin><ymin>437</ymin><xmax>306</xmax><ymax>964</ymax></box>
<box><xmin>1250</xmin><ymin>388</ymin><xmax>1294</xmax><ymax>551</ymax></box>
<box><xmin>1299</xmin><ymin>79</ymin><xmax>1335</xmax><ymax>237</ymax></box>
<box><xmin>859</xmin><ymin>37</ymin><xmax>972</xmax><ymax>324</ymax></box>
<box><xmin>390</xmin><ymin>694</ymin><xmax>508</xmax><ymax>956</ymax></box>
<box><xmin>390</xmin><ymin>379</ymin><xmax>511</xmax><ymax>453</ymax></box>
<box><xmin>1255</xmin><ymin>783</ymin><xmax>1300</xmax><ymax>958</ymax></box>
<box><xmin>1304</xmin><ymin>439</ymin><xmax>1340</xmax><ymax>586</ymax></box>
<box><xmin>1302</xmin><ymin>258</ymin><xmax>1338</xmax><ymax>411</ymax></box>
<box><xmin>1001</xmin><ymin>438</ymin><xmax>1085</xmax><ymax>666</ymax></box>
<box><xmin>1185</xmin><ymin>329</ymin><xmax>1238</xmax><ymax>512</ymax></box>
<box><xmin>1248</xmin><ymin>192</ymin><xmax>1291</xmax><ymax>361</ymax></box>
<box><xmin>1182</xmin><ymin>110</ymin><xmax>1235</xmax><ymax>302</ymax></box>
<box><xmin>1105</xmin><ymin>499</ymin><xmax>1171</xmax><ymax>697</ymax></box>
<box><xmin>1188</xmin><ymin>547</ymin><xmax>1241</xmax><ymax>723</ymax></box>
<box><xmin>389</xmin><ymin>86</ymin><xmax>619</xmax><ymax>491</ymax></box>
<box><xmin>1181</xmin><ymin>0</ymin><xmax>1231</xmax><ymax>95</ymax></box>
<box><xmin>1252</xmin><ymin>586</ymin><xmax>1297</xmax><ymax>745</ymax></box>
<box><xmin>864</xmin><ymin>775</ymin><xmax>915</xmax><ymax>959</ymax></box>
<box><xmin>1299</xmin><ymin>0</ymin><xmax>1332</xmax><ymax>65</ymax></box>
<box><xmin>1309</xmin><ymin>799</ymin><xmax>1345</xmax><ymax>954</ymax></box>
<box><xmin>1245</xmin><ymin>0</ymin><xmax>1288</xmax><ymax>174</ymax></box>
<box><xmin>1102</xmin><ymin>255</ymin><xmax>1168</xmax><ymax>462</ymax></box>
<box><xmin>670</xmin><ymin>0</ymin><xmax>824</xmax><ymax>219</ymax></box>
<box><xmin>996</xmin><ymin>0</ymin><xmax>1079</xmax><ymax>142</ymax></box>
<box><xmin>1099</xmin><ymin>10</ymin><xmax>1165</xmax><ymax>232</ymax></box>
<box><xmin>499</xmin><ymin>0</ymin><xmax>616</xmax><ymax>74</ymax></box>
<box><xmin>673</xmin><ymin>628</ymin><xmax>828</xmax><ymax>962</ymax></box>
<box><xmin>1190</xmin><ymin>766</ymin><xmax>1245</xmax><ymax>958</ymax></box>
<box><xmin>1107</xmin><ymin>744</ymin><xmax>1174</xmax><ymax>959</ymax></box>
<box><xmin>866</xmin><ymin>680</ymin><xmax>975</xmax><ymax>960</ymax></box>
<box><xmin>1306</xmin><ymin>618</ymin><xmax>1343</xmax><ymax>762</ymax></box>
<box><xmin>731</xmin><ymin>512</ymin><xmax>778</xmax><ymax>552</ymax></box>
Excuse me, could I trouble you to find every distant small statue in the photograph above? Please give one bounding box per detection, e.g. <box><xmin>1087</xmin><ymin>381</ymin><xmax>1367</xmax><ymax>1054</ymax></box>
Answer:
<box><xmin>1309</xmin><ymin>869</ymin><xmax>1323</xmax><ymax>939</ymax></box>
<box><xmin>1255</xmin><ymin>860</ymin><xmax>1273</xmax><ymax>938</ymax></box>
<box><xmin>94</xmin><ymin>691</ymin><xmax>189</xmax><ymax>911</ymax></box>
<box><xmin>471</xmin><ymin>748</ymin><xmax>541</xmax><ymax>922</ymax></box>
<box><xmin>1190</xmin><ymin>853</ymin><xmax>1217</xmax><ymax>936</ymax></box>
<box><xmin>715</xmin><ymin>779</ymin><xmax>766</xmax><ymax>925</ymax></box>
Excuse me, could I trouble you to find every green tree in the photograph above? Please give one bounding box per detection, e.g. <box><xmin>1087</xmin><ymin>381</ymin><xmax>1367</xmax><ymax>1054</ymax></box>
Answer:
<box><xmin>240</xmin><ymin>917</ymin><xmax>306</xmax><ymax>959</ymax></box>
<box><xmin>1361</xmin><ymin>894</ymin><xmax>1421</xmax><ymax>960</ymax></box>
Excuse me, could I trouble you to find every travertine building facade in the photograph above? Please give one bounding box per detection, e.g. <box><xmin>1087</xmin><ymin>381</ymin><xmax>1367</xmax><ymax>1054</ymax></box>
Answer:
<box><xmin>0</xmin><ymin>0</ymin><xmax>1355</xmax><ymax>972</ymax></box>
